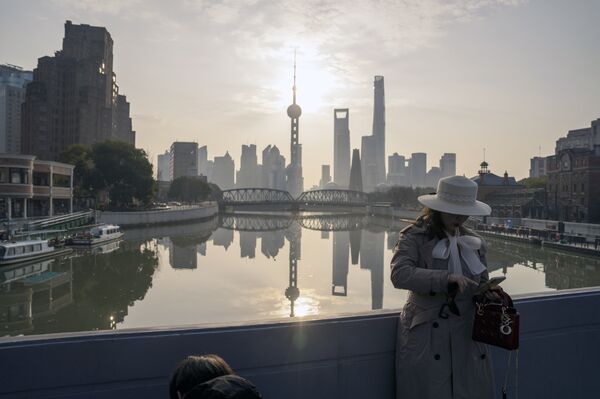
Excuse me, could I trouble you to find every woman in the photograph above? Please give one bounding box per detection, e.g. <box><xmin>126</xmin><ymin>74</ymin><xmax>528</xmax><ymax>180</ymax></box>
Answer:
<box><xmin>391</xmin><ymin>175</ymin><xmax>500</xmax><ymax>399</ymax></box>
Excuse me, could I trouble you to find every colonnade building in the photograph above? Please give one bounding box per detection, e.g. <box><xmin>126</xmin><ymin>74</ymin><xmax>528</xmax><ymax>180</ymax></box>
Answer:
<box><xmin>0</xmin><ymin>154</ymin><xmax>74</xmax><ymax>220</ymax></box>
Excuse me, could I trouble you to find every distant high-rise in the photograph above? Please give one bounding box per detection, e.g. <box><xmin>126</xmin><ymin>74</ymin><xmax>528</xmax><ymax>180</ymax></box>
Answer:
<box><xmin>157</xmin><ymin>150</ymin><xmax>170</xmax><ymax>181</ymax></box>
<box><xmin>22</xmin><ymin>21</ymin><xmax>135</xmax><ymax>160</ymax></box>
<box><xmin>285</xmin><ymin>54</ymin><xmax>304</xmax><ymax>197</ymax></box>
<box><xmin>0</xmin><ymin>64</ymin><xmax>32</xmax><ymax>154</ymax></box>
<box><xmin>387</xmin><ymin>152</ymin><xmax>407</xmax><ymax>186</ymax></box>
<box><xmin>333</xmin><ymin>108</ymin><xmax>350</xmax><ymax>188</ymax></box>
<box><xmin>410</xmin><ymin>152</ymin><xmax>427</xmax><ymax>188</ymax></box>
<box><xmin>529</xmin><ymin>156</ymin><xmax>547</xmax><ymax>178</ymax></box>
<box><xmin>320</xmin><ymin>165</ymin><xmax>331</xmax><ymax>188</ymax></box>
<box><xmin>425</xmin><ymin>167</ymin><xmax>442</xmax><ymax>188</ymax></box>
<box><xmin>170</xmin><ymin>142</ymin><xmax>198</xmax><ymax>180</ymax></box>
<box><xmin>198</xmin><ymin>145</ymin><xmax>208</xmax><ymax>177</ymax></box>
<box><xmin>349</xmin><ymin>149</ymin><xmax>363</xmax><ymax>192</ymax></box>
<box><xmin>212</xmin><ymin>151</ymin><xmax>235</xmax><ymax>190</ymax></box>
<box><xmin>440</xmin><ymin>153</ymin><xmax>456</xmax><ymax>178</ymax></box>
<box><xmin>361</xmin><ymin>135</ymin><xmax>377</xmax><ymax>191</ymax></box>
<box><xmin>237</xmin><ymin>144</ymin><xmax>259</xmax><ymax>188</ymax></box>
<box><xmin>372</xmin><ymin>76</ymin><xmax>386</xmax><ymax>185</ymax></box>
<box><xmin>262</xmin><ymin>145</ymin><xmax>286</xmax><ymax>190</ymax></box>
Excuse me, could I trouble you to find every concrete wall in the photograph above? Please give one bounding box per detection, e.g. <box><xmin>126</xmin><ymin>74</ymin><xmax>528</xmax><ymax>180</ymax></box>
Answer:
<box><xmin>97</xmin><ymin>203</ymin><xmax>218</xmax><ymax>227</ymax></box>
<box><xmin>1</xmin><ymin>288</ymin><xmax>599</xmax><ymax>398</ymax></box>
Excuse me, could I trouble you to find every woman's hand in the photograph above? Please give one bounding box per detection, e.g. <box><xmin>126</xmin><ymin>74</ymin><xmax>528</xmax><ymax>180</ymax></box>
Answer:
<box><xmin>448</xmin><ymin>274</ymin><xmax>477</xmax><ymax>293</ymax></box>
<box><xmin>483</xmin><ymin>285</ymin><xmax>503</xmax><ymax>301</ymax></box>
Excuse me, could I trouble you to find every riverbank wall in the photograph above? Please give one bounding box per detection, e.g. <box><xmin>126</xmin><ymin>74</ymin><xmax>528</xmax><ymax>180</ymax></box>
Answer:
<box><xmin>96</xmin><ymin>202</ymin><xmax>218</xmax><ymax>227</ymax></box>
<box><xmin>1</xmin><ymin>288</ymin><xmax>599</xmax><ymax>398</ymax></box>
<box><xmin>486</xmin><ymin>217</ymin><xmax>600</xmax><ymax>241</ymax></box>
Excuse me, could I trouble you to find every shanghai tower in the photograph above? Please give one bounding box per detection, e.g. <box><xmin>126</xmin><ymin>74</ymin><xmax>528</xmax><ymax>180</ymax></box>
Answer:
<box><xmin>372</xmin><ymin>76</ymin><xmax>386</xmax><ymax>185</ymax></box>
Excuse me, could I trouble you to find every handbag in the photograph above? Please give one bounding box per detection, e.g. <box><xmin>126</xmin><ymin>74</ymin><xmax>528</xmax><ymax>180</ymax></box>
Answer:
<box><xmin>472</xmin><ymin>290</ymin><xmax>520</xmax><ymax>350</ymax></box>
<box><xmin>473</xmin><ymin>290</ymin><xmax>520</xmax><ymax>398</ymax></box>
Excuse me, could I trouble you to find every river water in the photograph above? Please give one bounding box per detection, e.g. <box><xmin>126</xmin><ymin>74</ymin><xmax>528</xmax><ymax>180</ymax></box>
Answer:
<box><xmin>2</xmin><ymin>213</ymin><xmax>600</xmax><ymax>337</ymax></box>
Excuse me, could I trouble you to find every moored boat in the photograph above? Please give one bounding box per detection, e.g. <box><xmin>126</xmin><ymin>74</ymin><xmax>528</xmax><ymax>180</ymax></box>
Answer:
<box><xmin>66</xmin><ymin>225</ymin><xmax>124</xmax><ymax>246</ymax></box>
<box><xmin>0</xmin><ymin>240</ymin><xmax>73</xmax><ymax>265</ymax></box>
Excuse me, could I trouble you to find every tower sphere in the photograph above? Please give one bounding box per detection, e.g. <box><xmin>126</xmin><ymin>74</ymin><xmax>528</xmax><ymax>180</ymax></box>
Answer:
<box><xmin>287</xmin><ymin>104</ymin><xmax>302</xmax><ymax>119</ymax></box>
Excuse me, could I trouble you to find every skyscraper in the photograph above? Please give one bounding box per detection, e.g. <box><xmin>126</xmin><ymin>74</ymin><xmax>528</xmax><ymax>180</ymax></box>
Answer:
<box><xmin>0</xmin><ymin>64</ymin><xmax>32</xmax><ymax>154</ymax></box>
<box><xmin>236</xmin><ymin>144</ymin><xmax>259</xmax><ymax>188</ymax></box>
<box><xmin>319</xmin><ymin>165</ymin><xmax>331</xmax><ymax>188</ymax></box>
<box><xmin>170</xmin><ymin>142</ymin><xmax>198</xmax><ymax>180</ymax></box>
<box><xmin>22</xmin><ymin>21</ymin><xmax>135</xmax><ymax>160</ymax></box>
<box><xmin>387</xmin><ymin>152</ymin><xmax>407</xmax><ymax>186</ymax></box>
<box><xmin>361</xmin><ymin>135</ymin><xmax>377</xmax><ymax>192</ymax></box>
<box><xmin>285</xmin><ymin>55</ymin><xmax>304</xmax><ymax>198</ymax></box>
<box><xmin>157</xmin><ymin>150</ymin><xmax>170</xmax><ymax>181</ymax></box>
<box><xmin>212</xmin><ymin>151</ymin><xmax>235</xmax><ymax>190</ymax></box>
<box><xmin>372</xmin><ymin>76</ymin><xmax>386</xmax><ymax>185</ymax></box>
<box><xmin>349</xmin><ymin>149</ymin><xmax>363</xmax><ymax>192</ymax></box>
<box><xmin>440</xmin><ymin>153</ymin><xmax>456</xmax><ymax>178</ymax></box>
<box><xmin>262</xmin><ymin>145</ymin><xmax>286</xmax><ymax>190</ymax></box>
<box><xmin>410</xmin><ymin>152</ymin><xmax>427</xmax><ymax>188</ymax></box>
<box><xmin>198</xmin><ymin>145</ymin><xmax>208</xmax><ymax>177</ymax></box>
<box><xmin>333</xmin><ymin>108</ymin><xmax>350</xmax><ymax>188</ymax></box>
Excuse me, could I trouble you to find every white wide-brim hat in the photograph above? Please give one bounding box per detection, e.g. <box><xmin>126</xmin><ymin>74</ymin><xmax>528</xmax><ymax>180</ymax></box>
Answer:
<box><xmin>418</xmin><ymin>175</ymin><xmax>491</xmax><ymax>216</ymax></box>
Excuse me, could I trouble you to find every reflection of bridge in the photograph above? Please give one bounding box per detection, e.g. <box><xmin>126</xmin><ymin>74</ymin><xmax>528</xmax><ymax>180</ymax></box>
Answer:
<box><xmin>220</xmin><ymin>188</ymin><xmax>368</xmax><ymax>211</ymax></box>
<box><xmin>219</xmin><ymin>214</ymin><xmax>369</xmax><ymax>232</ymax></box>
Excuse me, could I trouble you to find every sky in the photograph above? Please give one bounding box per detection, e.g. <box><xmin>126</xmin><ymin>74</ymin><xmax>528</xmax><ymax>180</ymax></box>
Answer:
<box><xmin>1</xmin><ymin>0</ymin><xmax>599</xmax><ymax>186</ymax></box>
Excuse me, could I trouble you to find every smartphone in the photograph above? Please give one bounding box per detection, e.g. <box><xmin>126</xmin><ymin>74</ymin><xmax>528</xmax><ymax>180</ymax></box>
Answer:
<box><xmin>476</xmin><ymin>276</ymin><xmax>506</xmax><ymax>294</ymax></box>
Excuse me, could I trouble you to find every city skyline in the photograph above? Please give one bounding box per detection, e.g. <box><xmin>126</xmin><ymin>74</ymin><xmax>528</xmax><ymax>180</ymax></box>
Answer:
<box><xmin>2</xmin><ymin>1</ymin><xmax>600</xmax><ymax>186</ymax></box>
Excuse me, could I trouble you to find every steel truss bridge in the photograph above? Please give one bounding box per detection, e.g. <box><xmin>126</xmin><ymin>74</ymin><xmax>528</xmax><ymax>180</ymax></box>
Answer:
<box><xmin>219</xmin><ymin>213</ymin><xmax>370</xmax><ymax>232</ymax></box>
<box><xmin>220</xmin><ymin>188</ymin><xmax>368</xmax><ymax>209</ymax></box>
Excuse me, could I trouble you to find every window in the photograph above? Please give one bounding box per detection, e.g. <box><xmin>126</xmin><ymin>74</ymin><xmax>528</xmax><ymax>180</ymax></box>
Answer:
<box><xmin>0</xmin><ymin>168</ymin><xmax>8</xmax><ymax>183</ymax></box>
<box><xmin>34</xmin><ymin>244</ymin><xmax>42</xmax><ymax>251</ymax></box>
<box><xmin>9</xmin><ymin>168</ymin><xmax>28</xmax><ymax>184</ymax></box>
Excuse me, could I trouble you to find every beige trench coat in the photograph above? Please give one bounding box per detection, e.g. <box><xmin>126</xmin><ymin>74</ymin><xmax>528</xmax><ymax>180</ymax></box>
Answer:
<box><xmin>390</xmin><ymin>225</ymin><xmax>495</xmax><ymax>399</ymax></box>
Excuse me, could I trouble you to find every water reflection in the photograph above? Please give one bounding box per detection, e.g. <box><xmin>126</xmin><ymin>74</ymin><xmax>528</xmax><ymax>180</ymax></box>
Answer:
<box><xmin>1</xmin><ymin>214</ymin><xmax>599</xmax><ymax>337</ymax></box>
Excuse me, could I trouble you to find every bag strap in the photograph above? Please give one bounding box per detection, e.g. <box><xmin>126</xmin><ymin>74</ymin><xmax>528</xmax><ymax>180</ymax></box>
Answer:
<box><xmin>502</xmin><ymin>349</ymin><xmax>519</xmax><ymax>399</ymax></box>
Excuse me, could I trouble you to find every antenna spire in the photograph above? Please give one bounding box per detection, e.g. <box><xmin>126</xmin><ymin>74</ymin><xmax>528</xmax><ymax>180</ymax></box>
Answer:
<box><xmin>292</xmin><ymin>49</ymin><xmax>297</xmax><ymax>105</ymax></box>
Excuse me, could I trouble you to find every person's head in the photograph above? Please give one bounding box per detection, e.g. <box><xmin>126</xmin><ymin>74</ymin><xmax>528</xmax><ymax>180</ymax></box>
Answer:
<box><xmin>415</xmin><ymin>175</ymin><xmax>490</xmax><ymax>236</ymax></box>
<box><xmin>170</xmin><ymin>354</ymin><xmax>235</xmax><ymax>399</ymax></box>
<box><xmin>415</xmin><ymin>208</ymin><xmax>468</xmax><ymax>238</ymax></box>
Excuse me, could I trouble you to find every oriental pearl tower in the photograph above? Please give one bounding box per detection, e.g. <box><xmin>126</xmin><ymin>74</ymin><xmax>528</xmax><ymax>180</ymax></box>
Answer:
<box><xmin>286</xmin><ymin>52</ymin><xmax>304</xmax><ymax>198</ymax></box>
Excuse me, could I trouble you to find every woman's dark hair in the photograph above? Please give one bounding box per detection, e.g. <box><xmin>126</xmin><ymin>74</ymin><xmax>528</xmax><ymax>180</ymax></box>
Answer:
<box><xmin>169</xmin><ymin>354</ymin><xmax>235</xmax><ymax>399</ymax></box>
<box><xmin>413</xmin><ymin>207</ymin><xmax>446</xmax><ymax>239</ymax></box>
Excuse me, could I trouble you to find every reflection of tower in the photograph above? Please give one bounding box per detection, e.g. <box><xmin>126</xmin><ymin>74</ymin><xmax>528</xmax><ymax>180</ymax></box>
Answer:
<box><xmin>239</xmin><ymin>231</ymin><xmax>257</xmax><ymax>259</ymax></box>
<box><xmin>349</xmin><ymin>230</ymin><xmax>362</xmax><ymax>265</ymax></box>
<box><xmin>170</xmin><ymin>240</ymin><xmax>198</xmax><ymax>269</ymax></box>
<box><xmin>387</xmin><ymin>231</ymin><xmax>400</xmax><ymax>250</ymax></box>
<box><xmin>260</xmin><ymin>230</ymin><xmax>285</xmax><ymax>259</ymax></box>
<box><xmin>360</xmin><ymin>231</ymin><xmax>385</xmax><ymax>310</ymax></box>
<box><xmin>332</xmin><ymin>231</ymin><xmax>350</xmax><ymax>296</ymax></box>
<box><xmin>285</xmin><ymin>224</ymin><xmax>302</xmax><ymax>317</ymax></box>
<box><xmin>212</xmin><ymin>228</ymin><xmax>234</xmax><ymax>250</ymax></box>
<box><xmin>286</xmin><ymin>53</ymin><xmax>304</xmax><ymax>198</ymax></box>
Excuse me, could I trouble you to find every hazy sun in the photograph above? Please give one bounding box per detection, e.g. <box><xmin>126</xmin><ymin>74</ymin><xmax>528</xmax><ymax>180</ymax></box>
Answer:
<box><xmin>271</xmin><ymin>47</ymin><xmax>339</xmax><ymax>114</ymax></box>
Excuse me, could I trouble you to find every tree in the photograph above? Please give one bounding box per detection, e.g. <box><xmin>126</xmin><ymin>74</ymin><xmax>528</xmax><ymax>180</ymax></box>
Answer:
<box><xmin>518</xmin><ymin>176</ymin><xmax>547</xmax><ymax>189</ymax></box>
<box><xmin>168</xmin><ymin>176</ymin><xmax>212</xmax><ymax>203</ymax></box>
<box><xmin>59</xmin><ymin>144</ymin><xmax>94</xmax><ymax>197</ymax></box>
<box><xmin>91</xmin><ymin>141</ymin><xmax>155</xmax><ymax>208</ymax></box>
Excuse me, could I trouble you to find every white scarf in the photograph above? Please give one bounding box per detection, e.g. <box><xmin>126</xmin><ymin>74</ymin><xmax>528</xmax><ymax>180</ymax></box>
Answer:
<box><xmin>432</xmin><ymin>231</ymin><xmax>486</xmax><ymax>276</ymax></box>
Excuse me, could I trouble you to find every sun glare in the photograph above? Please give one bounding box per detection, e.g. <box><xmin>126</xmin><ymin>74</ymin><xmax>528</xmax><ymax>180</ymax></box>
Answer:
<box><xmin>270</xmin><ymin>47</ymin><xmax>339</xmax><ymax>114</ymax></box>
